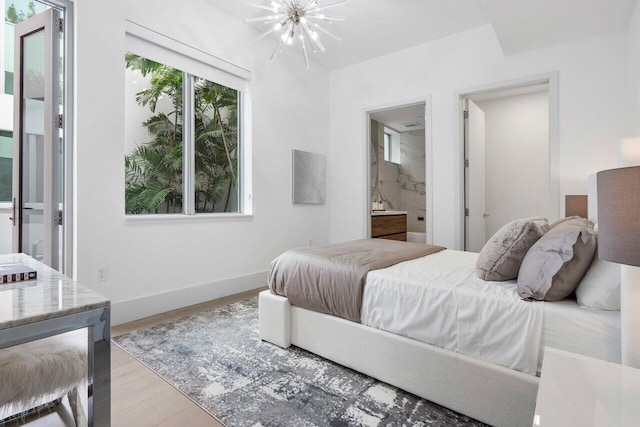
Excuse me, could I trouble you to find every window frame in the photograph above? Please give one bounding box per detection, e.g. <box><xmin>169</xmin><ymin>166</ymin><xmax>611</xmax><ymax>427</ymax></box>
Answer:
<box><xmin>383</xmin><ymin>127</ymin><xmax>400</xmax><ymax>164</ymax></box>
<box><xmin>124</xmin><ymin>22</ymin><xmax>252</xmax><ymax>219</ymax></box>
<box><xmin>383</xmin><ymin>132</ymin><xmax>391</xmax><ymax>161</ymax></box>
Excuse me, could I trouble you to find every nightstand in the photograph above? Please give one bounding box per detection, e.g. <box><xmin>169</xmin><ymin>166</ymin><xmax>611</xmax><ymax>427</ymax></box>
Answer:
<box><xmin>534</xmin><ymin>347</ymin><xmax>640</xmax><ymax>426</ymax></box>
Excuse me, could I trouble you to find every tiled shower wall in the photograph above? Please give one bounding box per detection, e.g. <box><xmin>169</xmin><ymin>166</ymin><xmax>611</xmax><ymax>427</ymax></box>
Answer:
<box><xmin>399</xmin><ymin>130</ymin><xmax>426</xmax><ymax>233</ymax></box>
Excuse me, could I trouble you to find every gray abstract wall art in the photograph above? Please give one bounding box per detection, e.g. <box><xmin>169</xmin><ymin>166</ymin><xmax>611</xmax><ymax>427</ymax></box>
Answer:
<box><xmin>292</xmin><ymin>149</ymin><xmax>326</xmax><ymax>204</ymax></box>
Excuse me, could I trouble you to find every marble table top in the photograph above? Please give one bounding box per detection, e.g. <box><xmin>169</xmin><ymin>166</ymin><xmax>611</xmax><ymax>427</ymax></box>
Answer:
<box><xmin>371</xmin><ymin>210</ymin><xmax>407</xmax><ymax>216</ymax></box>
<box><xmin>0</xmin><ymin>254</ymin><xmax>110</xmax><ymax>330</ymax></box>
<box><xmin>534</xmin><ymin>347</ymin><xmax>640</xmax><ymax>426</ymax></box>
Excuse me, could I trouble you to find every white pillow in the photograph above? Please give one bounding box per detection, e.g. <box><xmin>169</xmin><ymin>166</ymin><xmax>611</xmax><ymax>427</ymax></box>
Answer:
<box><xmin>575</xmin><ymin>255</ymin><xmax>621</xmax><ymax>310</ymax></box>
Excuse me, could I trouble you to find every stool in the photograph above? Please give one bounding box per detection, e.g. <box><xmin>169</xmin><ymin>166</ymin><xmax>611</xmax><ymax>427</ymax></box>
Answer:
<box><xmin>0</xmin><ymin>330</ymin><xmax>87</xmax><ymax>426</ymax></box>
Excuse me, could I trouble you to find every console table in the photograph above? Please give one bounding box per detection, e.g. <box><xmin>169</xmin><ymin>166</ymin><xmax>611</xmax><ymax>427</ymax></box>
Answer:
<box><xmin>371</xmin><ymin>211</ymin><xmax>408</xmax><ymax>241</ymax></box>
<box><xmin>0</xmin><ymin>254</ymin><xmax>111</xmax><ymax>426</ymax></box>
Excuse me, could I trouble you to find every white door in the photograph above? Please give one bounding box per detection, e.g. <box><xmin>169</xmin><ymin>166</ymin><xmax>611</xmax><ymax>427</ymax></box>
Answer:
<box><xmin>12</xmin><ymin>8</ymin><xmax>62</xmax><ymax>269</ymax></box>
<box><xmin>464</xmin><ymin>99</ymin><xmax>486</xmax><ymax>252</ymax></box>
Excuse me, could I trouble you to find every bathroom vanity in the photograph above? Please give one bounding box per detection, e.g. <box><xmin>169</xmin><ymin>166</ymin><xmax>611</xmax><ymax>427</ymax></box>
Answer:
<box><xmin>371</xmin><ymin>211</ymin><xmax>407</xmax><ymax>241</ymax></box>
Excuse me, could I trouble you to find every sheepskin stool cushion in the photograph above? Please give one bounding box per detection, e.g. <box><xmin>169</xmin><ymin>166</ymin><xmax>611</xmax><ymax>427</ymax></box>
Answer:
<box><xmin>0</xmin><ymin>329</ymin><xmax>88</xmax><ymax>426</ymax></box>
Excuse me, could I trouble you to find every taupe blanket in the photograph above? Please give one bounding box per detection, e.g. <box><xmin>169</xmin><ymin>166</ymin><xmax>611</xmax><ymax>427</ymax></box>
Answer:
<box><xmin>268</xmin><ymin>239</ymin><xmax>445</xmax><ymax>322</ymax></box>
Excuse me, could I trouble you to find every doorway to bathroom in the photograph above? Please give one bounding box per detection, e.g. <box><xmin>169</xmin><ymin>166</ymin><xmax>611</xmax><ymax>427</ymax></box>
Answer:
<box><xmin>367</xmin><ymin>102</ymin><xmax>428</xmax><ymax>243</ymax></box>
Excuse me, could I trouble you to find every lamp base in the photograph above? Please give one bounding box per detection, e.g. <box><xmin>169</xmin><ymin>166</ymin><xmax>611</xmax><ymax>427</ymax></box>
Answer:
<box><xmin>621</xmin><ymin>264</ymin><xmax>640</xmax><ymax>368</ymax></box>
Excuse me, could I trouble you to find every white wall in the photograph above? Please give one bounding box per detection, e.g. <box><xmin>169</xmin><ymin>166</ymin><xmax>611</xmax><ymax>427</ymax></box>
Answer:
<box><xmin>75</xmin><ymin>0</ymin><xmax>330</xmax><ymax>324</ymax></box>
<box><xmin>123</xmin><ymin>67</ymin><xmax>175</xmax><ymax>155</ymax></box>
<box><xmin>329</xmin><ymin>25</ymin><xmax>627</xmax><ymax>249</ymax></box>
<box><xmin>0</xmin><ymin>95</ymin><xmax>12</xmax><ymax>130</ymax></box>
<box><xmin>0</xmin><ymin>213</ymin><xmax>11</xmax><ymax>254</ymax></box>
<box><xmin>627</xmin><ymin>0</ymin><xmax>640</xmax><ymax>136</ymax></box>
<box><xmin>476</xmin><ymin>90</ymin><xmax>549</xmax><ymax>239</ymax></box>
<box><xmin>370</xmin><ymin>119</ymin><xmax>401</xmax><ymax>210</ymax></box>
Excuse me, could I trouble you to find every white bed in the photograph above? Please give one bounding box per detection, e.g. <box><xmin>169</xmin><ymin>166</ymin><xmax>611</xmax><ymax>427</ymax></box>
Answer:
<box><xmin>362</xmin><ymin>249</ymin><xmax>620</xmax><ymax>375</ymax></box>
<box><xmin>260</xmin><ymin>246</ymin><xmax>620</xmax><ymax>427</ymax></box>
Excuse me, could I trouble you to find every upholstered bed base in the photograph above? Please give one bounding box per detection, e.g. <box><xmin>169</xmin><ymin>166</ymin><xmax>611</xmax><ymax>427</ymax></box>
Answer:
<box><xmin>259</xmin><ymin>290</ymin><xmax>538</xmax><ymax>427</ymax></box>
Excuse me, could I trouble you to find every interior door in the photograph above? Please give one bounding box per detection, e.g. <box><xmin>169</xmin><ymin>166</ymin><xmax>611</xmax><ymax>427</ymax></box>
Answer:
<box><xmin>12</xmin><ymin>8</ymin><xmax>62</xmax><ymax>270</ymax></box>
<box><xmin>464</xmin><ymin>99</ymin><xmax>486</xmax><ymax>252</ymax></box>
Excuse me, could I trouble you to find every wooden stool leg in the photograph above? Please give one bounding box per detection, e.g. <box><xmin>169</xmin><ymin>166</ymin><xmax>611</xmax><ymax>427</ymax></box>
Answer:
<box><xmin>67</xmin><ymin>387</ymin><xmax>87</xmax><ymax>427</ymax></box>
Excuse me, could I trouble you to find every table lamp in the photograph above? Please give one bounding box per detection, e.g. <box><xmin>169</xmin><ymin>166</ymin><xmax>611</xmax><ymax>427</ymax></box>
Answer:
<box><xmin>620</xmin><ymin>137</ymin><xmax>640</xmax><ymax>166</ymax></box>
<box><xmin>597</xmin><ymin>166</ymin><xmax>640</xmax><ymax>367</ymax></box>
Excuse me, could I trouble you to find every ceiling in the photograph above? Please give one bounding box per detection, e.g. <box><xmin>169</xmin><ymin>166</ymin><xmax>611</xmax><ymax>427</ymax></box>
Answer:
<box><xmin>209</xmin><ymin>0</ymin><xmax>636</xmax><ymax>70</ymax></box>
<box><xmin>370</xmin><ymin>104</ymin><xmax>426</xmax><ymax>132</ymax></box>
<box><xmin>482</xmin><ymin>0</ymin><xmax>635</xmax><ymax>55</ymax></box>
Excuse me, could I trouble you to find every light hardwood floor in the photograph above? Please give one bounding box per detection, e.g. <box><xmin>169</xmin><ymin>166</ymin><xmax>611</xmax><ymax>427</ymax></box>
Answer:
<box><xmin>9</xmin><ymin>287</ymin><xmax>265</xmax><ymax>427</ymax></box>
<box><xmin>110</xmin><ymin>287</ymin><xmax>265</xmax><ymax>426</ymax></box>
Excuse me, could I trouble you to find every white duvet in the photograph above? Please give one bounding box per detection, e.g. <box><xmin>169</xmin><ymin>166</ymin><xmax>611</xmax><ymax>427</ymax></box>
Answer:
<box><xmin>361</xmin><ymin>249</ymin><xmax>544</xmax><ymax>375</ymax></box>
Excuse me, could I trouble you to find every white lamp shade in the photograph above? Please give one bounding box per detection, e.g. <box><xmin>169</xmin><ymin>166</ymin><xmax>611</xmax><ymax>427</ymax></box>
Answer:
<box><xmin>620</xmin><ymin>138</ymin><xmax>640</xmax><ymax>167</ymax></box>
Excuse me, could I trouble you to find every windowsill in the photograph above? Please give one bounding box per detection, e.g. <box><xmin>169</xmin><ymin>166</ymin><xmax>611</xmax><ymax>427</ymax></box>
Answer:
<box><xmin>125</xmin><ymin>212</ymin><xmax>253</xmax><ymax>222</ymax></box>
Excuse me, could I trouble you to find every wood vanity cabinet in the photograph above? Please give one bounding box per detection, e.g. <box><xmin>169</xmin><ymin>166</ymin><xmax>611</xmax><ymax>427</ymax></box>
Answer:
<box><xmin>371</xmin><ymin>214</ymin><xmax>407</xmax><ymax>241</ymax></box>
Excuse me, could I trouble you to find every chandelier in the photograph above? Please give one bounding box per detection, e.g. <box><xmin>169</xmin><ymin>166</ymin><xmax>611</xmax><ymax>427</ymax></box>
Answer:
<box><xmin>247</xmin><ymin>1</ymin><xmax>348</xmax><ymax>68</ymax></box>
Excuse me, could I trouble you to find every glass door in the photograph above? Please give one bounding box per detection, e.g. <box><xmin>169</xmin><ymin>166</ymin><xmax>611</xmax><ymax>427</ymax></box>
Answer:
<box><xmin>12</xmin><ymin>8</ymin><xmax>62</xmax><ymax>270</ymax></box>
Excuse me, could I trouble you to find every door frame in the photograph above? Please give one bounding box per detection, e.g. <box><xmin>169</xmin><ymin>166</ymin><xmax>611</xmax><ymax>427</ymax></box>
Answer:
<box><xmin>56</xmin><ymin>0</ymin><xmax>74</xmax><ymax>277</ymax></box>
<box><xmin>11</xmin><ymin>0</ymin><xmax>74</xmax><ymax>274</ymax></box>
<box><xmin>464</xmin><ymin>98</ymin><xmax>488</xmax><ymax>252</ymax></box>
<box><xmin>364</xmin><ymin>96</ymin><xmax>433</xmax><ymax>243</ymax></box>
<box><xmin>455</xmin><ymin>71</ymin><xmax>559</xmax><ymax>250</ymax></box>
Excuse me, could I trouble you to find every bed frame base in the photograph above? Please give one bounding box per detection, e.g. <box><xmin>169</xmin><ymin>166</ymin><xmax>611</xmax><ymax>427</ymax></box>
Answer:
<box><xmin>259</xmin><ymin>290</ymin><xmax>538</xmax><ymax>427</ymax></box>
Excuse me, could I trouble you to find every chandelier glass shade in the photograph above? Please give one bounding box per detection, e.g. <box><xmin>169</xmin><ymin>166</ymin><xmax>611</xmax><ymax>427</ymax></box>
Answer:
<box><xmin>247</xmin><ymin>0</ymin><xmax>348</xmax><ymax>68</ymax></box>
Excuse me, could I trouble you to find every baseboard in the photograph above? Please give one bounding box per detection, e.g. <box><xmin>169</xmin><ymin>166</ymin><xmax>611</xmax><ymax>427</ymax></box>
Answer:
<box><xmin>111</xmin><ymin>271</ymin><xmax>267</xmax><ymax>326</ymax></box>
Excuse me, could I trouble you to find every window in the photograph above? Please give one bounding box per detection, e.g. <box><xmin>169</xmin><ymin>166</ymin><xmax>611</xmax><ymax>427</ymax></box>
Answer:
<box><xmin>124</xmin><ymin>55</ymin><xmax>185</xmax><ymax>215</ymax></box>
<box><xmin>383</xmin><ymin>128</ymin><xmax>400</xmax><ymax>164</ymax></box>
<box><xmin>1</xmin><ymin>1</ymin><xmax>49</xmax><ymax>205</ymax></box>
<box><xmin>3</xmin><ymin>0</ymin><xmax>48</xmax><ymax>94</ymax></box>
<box><xmin>383</xmin><ymin>132</ymin><xmax>391</xmax><ymax>160</ymax></box>
<box><xmin>124</xmin><ymin>25</ymin><xmax>250</xmax><ymax>217</ymax></box>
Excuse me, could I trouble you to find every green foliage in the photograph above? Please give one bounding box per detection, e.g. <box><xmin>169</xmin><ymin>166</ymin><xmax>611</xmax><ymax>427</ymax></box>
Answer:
<box><xmin>6</xmin><ymin>4</ymin><xmax>20</xmax><ymax>23</ymax></box>
<box><xmin>27</xmin><ymin>0</ymin><xmax>35</xmax><ymax>18</ymax></box>
<box><xmin>124</xmin><ymin>54</ymin><xmax>238</xmax><ymax>214</ymax></box>
<box><xmin>6</xmin><ymin>1</ymin><xmax>37</xmax><ymax>24</ymax></box>
<box><xmin>193</xmin><ymin>78</ymin><xmax>239</xmax><ymax>212</ymax></box>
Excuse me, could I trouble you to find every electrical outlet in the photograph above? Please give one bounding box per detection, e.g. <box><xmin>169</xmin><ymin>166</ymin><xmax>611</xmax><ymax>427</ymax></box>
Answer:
<box><xmin>97</xmin><ymin>267</ymin><xmax>107</xmax><ymax>282</ymax></box>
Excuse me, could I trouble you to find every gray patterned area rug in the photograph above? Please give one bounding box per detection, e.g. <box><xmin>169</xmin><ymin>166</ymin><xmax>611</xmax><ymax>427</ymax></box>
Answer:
<box><xmin>113</xmin><ymin>298</ymin><xmax>486</xmax><ymax>427</ymax></box>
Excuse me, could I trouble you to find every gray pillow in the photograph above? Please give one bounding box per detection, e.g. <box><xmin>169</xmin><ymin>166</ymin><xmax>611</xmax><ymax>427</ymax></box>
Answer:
<box><xmin>517</xmin><ymin>217</ymin><xmax>596</xmax><ymax>301</ymax></box>
<box><xmin>476</xmin><ymin>217</ymin><xmax>550</xmax><ymax>281</ymax></box>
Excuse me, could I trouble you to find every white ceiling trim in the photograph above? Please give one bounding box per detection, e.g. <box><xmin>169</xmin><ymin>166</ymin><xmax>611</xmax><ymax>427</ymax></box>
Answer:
<box><xmin>207</xmin><ymin>0</ymin><xmax>636</xmax><ymax>71</ymax></box>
